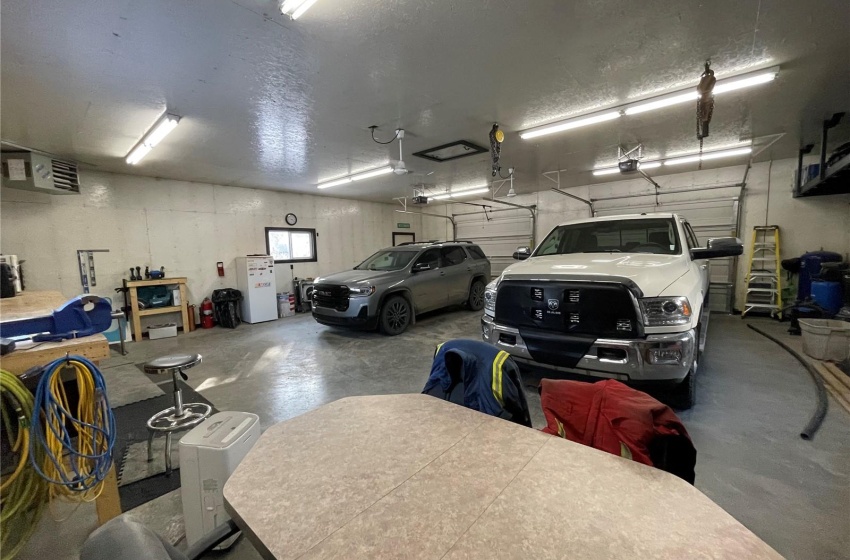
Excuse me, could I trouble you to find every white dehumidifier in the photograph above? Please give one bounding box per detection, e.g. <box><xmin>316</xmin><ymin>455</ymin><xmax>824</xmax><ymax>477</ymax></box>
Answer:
<box><xmin>179</xmin><ymin>411</ymin><xmax>261</xmax><ymax>549</ymax></box>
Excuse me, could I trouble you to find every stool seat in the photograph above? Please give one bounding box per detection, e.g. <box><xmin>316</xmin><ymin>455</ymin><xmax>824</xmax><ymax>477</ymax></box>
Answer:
<box><xmin>142</xmin><ymin>353</ymin><xmax>210</xmax><ymax>474</ymax></box>
<box><xmin>144</xmin><ymin>354</ymin><xmax>202</xmax><ymax>375</ymax></box>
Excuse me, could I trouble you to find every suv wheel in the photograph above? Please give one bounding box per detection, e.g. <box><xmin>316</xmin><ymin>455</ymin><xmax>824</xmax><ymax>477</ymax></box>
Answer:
<box><xmin>380</xmin><ymin>296</ymin><xmax>411</xmax><ymax>336</ymax></box>
<box><xmin>467</xmin><ymin>279</ymin><xmax>486</xmax><ymax>311</ymax></box>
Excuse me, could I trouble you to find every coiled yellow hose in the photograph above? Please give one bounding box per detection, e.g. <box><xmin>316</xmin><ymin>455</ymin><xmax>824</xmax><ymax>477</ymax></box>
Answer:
<box><xmin>1</xmin><ymin>369</ymin><xmax>46</xmax><ymax>560</ymax></box>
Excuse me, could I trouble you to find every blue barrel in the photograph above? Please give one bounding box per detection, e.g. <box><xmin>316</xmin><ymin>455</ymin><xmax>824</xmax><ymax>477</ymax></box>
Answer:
<box><xmin>798</xmin><ymin>251</ymin><xmax>842</xmax><ymax>301</ymax></box>
<box><xmin>811</xmin><ymin>281</ymin><xmax>843</xmax><ymax>315</ymax></box>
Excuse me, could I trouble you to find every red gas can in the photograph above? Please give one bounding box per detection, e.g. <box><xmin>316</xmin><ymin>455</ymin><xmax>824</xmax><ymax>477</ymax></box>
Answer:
<box><xmin>200</xmin><ymin>297</ymin><xmax>214</xmax><ymax>329</ymax></box>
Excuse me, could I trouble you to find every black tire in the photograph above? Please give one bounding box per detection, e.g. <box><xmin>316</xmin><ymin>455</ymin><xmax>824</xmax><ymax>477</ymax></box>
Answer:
<box><xmin>380</xmin><ymin>296</ymin><xmax>411</xmax><ymax>336</ymax></box>
<box><xmin>668</xmin><ymin>363</ymin><xmax>696</xmax><ymax>410</ymax></box>
<box><xmin>467</xmin><ymin>279</ymin><xmax>486</xmax><ymax>311</ymax></box>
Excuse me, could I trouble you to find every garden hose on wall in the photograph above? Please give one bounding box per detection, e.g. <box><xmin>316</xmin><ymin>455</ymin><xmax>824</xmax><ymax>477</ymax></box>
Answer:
<box><xmin>29</xmin><ymin>356</ymin><xmax>116</xmax><ymax>507</ymax></box>
<box><xmin>0</xmin><ymin>369</ymin><xmax>47</xmax><ymax>560</ymax></box>
<box><xmin>747</xmin><ymin>324</ymin><xmax>828</xmax><ymax>440</ymax></box>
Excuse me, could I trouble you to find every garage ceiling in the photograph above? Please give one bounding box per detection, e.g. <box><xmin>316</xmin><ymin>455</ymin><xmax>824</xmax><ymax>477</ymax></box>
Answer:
<box><xmin>2</xmin><ymin>0</ymin><xmax>848</xmax><ymax>202</ymax></box>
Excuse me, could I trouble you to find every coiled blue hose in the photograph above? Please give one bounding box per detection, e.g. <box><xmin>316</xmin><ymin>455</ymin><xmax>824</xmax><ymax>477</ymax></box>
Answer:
<box><xmin>29</xmin><ymin>355</ymin><xmax>116</xmax><ymax>495</ymax></box>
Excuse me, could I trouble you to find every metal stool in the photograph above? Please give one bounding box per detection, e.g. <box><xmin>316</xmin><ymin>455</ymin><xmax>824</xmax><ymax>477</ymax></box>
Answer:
<box><xmin>144</xmin><ymin>354</ymin><xmax>211</xmax><ymax>474</ymax></box>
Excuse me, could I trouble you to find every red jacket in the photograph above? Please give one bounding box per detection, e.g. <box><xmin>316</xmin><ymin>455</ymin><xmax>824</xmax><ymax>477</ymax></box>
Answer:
<box><xmin>540</xmin><ymin>379</ymin><xmax>696</xmax><ymax>483</ymax></box>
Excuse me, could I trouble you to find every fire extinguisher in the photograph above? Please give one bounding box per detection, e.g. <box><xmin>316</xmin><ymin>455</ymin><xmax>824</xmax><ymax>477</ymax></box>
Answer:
<box><xmin>200</xmin><ymin>297</ymin><xmax>214</xmax><ymax>329</ymax></box>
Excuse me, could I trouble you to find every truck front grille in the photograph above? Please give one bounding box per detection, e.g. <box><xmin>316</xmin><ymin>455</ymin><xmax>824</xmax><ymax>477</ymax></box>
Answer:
<box><xmin>494</xmin><ymin>281</ymin><xmax>640</xmax><ymax>339</ymax></box>
<box><xmin>313</xmin><ymin>284</ymin><xmax>349</xmax><ymax>311</ymax></box>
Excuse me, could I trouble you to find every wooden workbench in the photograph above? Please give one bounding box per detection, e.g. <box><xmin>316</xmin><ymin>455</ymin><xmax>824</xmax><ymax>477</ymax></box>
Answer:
<box><xmin>124</xmin><ymin>277</ymin><xmax>190</xmax><ymax>342</ymax></box>
<box><xmin>0</xmin><ymin>290</ymin><xmax>120</xmax><ymax>524</ymax></box>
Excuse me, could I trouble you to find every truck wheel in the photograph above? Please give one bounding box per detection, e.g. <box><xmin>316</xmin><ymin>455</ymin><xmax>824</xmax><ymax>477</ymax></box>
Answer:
<box><xmin>380</xmin><ymin>296</ymin><xmax>411</xmax><ymax>336</ymax></box>
<box><xmin>669</xmin><ymin>363</ymin><xmax>696</xmax><ymax>410</ymax></box>
<box><xmin>467</xmin><ymin>280</ymin><xmax>486</xmax><ymax>311</ymax></box>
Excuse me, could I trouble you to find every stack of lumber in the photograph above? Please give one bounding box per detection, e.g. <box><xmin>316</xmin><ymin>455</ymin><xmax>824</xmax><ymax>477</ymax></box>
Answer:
<box><xmin>813</xmin><ymin>361</ymin><xmax>850</xmax><ymax>414</ymax></box>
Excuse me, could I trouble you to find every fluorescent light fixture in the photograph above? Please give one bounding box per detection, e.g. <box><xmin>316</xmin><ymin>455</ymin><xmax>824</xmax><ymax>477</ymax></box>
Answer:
<box><xmin>317</xmin><ymin>165</ymin><xmax>393</xmax><ymax>189</ymax></box>
<box><xmin>520</xmin><ymin>111</ymin><xmax>621</xmax><ymax>140</ymax></box>
<box><xmin>350</xmin><ymin>165</ymin><xmax>394</xmax><ymax>181</ymax></box>
<box><xmin>638</xmin><ymin>161</ymin><xmax>661</xmax><ymax>170</ymax></box>
<box><xmin>525</xmin><ymin>66</ymin><xmax>780</xmax><ymax>140</ymax></box>
<box><xmin>592</xmin><ymin>161</ymin><xmax>662</xmax><ymax>176</ymax></box>
<box><xmin>125</xmin><ymin>113</ymin><xmax>181</xmax><ymax>165</ymax></box>
<box><xmin>450</xmin><ymin>187</ymin><xmax>490</xmax><ymax>197</ymax></box>
<box><xmin>280</xmin><ymin>0</ymin><xmax>319</xmax><ymax>19</ymax></box>
<box><xmin>317</xmin><ymin>177</ymin><xmax>352</xmax><ymax>190</ymax></box>
<box><xmin>430</xmin><ymin>186</ymin><xmax>490</xmax><ymax>200</ymax></box>
<box><xmin>713</xmin><ymin>70</ymin><xmax>777</xmax><ymax>94</ymax></box>
<box><xmin>592</xmin><ymin>167</ymin><xmax>621</xmax><ymax>176</ymax></box>
<box><xmin>625</xmin><ymin>67</ymin><xmax>779</xmax><ymax>116</ymax></box>
<box><xmin>624</xmin><ymin>92</ymin><xmax>698</xmax><ymax>115</ymax></box>
<box><xmin>126</xmin><ymin>144</ymin><xmax>152</xmax><ymax>165</ymax></box>
<box><xmin>664</xmin><ymin>147</ymin><xmax>752</xmax><ymax>166</ymax></box>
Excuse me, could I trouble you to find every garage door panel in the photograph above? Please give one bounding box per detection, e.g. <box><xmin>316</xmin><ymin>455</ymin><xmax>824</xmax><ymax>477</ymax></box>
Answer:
<box><xmin>452</xmin><ymin>209</ymin><xmax>534</xmax><ymax>278</ymax></box>
<box><xmin>593</xmin><ymin>192</ymin><xmax>740</xmax><ymax>313</ymax></box>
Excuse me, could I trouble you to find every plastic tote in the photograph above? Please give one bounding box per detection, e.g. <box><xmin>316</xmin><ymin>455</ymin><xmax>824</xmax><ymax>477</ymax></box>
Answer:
<box><xmin>798</xmin><ymin>319</ymin><xmax>850</xmax><ymax>361</ymax></box>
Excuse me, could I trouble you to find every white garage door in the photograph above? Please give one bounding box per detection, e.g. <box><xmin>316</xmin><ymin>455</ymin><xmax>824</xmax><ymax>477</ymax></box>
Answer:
<box><xmin>592</xmin><ymin>186</ymin><xmax>742</xmax><ymax>313</ymax></box>
<box><xmin>453</xmin><ymin>207</ymin><xmax>534</xmax><ymax>278</ymax></box>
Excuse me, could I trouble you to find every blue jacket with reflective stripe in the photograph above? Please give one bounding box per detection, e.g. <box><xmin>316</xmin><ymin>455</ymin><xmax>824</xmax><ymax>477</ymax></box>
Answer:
<box><xmin>422</xmin><ymin>339</ymin><xmax>531</xmax><ymax>427</ymax></box>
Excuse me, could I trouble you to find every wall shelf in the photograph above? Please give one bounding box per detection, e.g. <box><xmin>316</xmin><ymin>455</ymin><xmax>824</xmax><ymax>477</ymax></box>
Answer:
<box><xmin>795</xmin><ymin>152</ymin><xmax>850</xmax><ymax>197</ymax></box>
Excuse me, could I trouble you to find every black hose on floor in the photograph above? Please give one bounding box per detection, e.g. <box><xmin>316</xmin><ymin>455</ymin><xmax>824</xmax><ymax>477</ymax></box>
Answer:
<box><xmin>747</xmin><ymin>323</ymin><xmax>828</xmax><ymax>440</ymax></box>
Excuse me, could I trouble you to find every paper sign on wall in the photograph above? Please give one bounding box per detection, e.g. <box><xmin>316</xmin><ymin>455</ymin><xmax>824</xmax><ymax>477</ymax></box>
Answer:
<box><xmin>7</xmin><ymin>159</ymin><xmax>26</xmax><ymax>181</ymax></box>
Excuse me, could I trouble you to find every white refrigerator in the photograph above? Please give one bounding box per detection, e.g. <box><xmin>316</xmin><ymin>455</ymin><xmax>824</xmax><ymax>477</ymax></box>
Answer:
<box><xmin>235</xmin><ymin>256</ymin><xmax>278</xmax><ymax>323</ymax></box>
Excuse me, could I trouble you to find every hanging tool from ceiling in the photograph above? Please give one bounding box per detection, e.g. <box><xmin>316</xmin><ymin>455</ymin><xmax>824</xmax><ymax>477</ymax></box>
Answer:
<box><xmin>696</xmin><ymin>60</ymin><xmax>717</xmax><ymax>169</ymax></box>
<box><xmin>489</xmin><ymin>123</ymin><xmax>504</xmax><ymax>177</ymax></box>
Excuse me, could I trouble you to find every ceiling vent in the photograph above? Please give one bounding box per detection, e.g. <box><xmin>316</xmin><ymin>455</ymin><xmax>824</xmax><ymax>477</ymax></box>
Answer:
<box><xmin>413</xmin><ymin>140</ymin><xmax>488</xmax><ymax>163</ymax></box>
<box><xmin>1</xmin><ymin>152</ymin><xmax>80</xmax><ymax>195</ymax></box>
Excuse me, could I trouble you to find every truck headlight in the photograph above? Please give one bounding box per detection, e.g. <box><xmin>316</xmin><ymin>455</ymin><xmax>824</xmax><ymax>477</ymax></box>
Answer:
<box><xmin>640</xmin><ymin>297</ymin><xmax>692</xmax><ymax>326</ymax></box>
<box><xmin>484</xmin><ymin>279</ymin><xmax>498</xmax><ymax>316</ymax></box>
<box><xmin>348</xmin><ymin>285</ymin><xmax>376</xmax><ymax>297</ymax></box>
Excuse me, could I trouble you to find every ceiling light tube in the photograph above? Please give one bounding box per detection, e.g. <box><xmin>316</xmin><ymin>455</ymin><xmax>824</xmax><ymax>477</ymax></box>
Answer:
<box><xmin>280</xmin><ymin>0</ymin><xmax>319</xmax><ymax>19</ymax></box>
<box><xmin>430</xmin><ymin>193</ymin><xmax>452</xmax><ymax>200</ymax></box>
<box><xmin>317</xmin><ymin>177</ymin><xmax>352</xmax><ymax>189</ymax></box>
<box><xmin>350</xmin><ymin>165</ymin><xmax>394</xmax><ymax>181</ymax></box>
<box><xmin>450</xmin><ymin>187</ymin><xmax>490</xmax><ymax>197</ymax></box>
<box><xmin>664</xmin><ymin>146</ymin><xmax>752</xmax><ymax>166</ymax></box>
<box><xmin>713</xmin><ymin>70</ymin><xmax>778</xmax><ymax>94</ymax></box>
<box><xmin>520</xmin><ymin>111</ymin><xmax>621</xmax><ymax>140</ymax></box>
<box><xmin>317</xmin><ymin>165</ymin><xmax>393</xmax><ymax>189</ymax></box>
<box><xmin>624</xmin><ymin>91</ymin><xmax>699</xmax><ymax>115</ymax></box>
<box><xmin>125</xmin><ymin>112</ymin><xmax>181</xmax><ymax>165</ymax></box>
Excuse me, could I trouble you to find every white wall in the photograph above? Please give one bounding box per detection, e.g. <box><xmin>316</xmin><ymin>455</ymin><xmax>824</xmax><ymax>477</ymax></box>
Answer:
<box><xmin>0</xmin><ymin>170</ymin><xmax>423</xmax><ymax>313</ymax></box>
<box><xmin>428</xmin><ymin>157</ymin><xmax>850</xmax><ymax>309</ymax></box>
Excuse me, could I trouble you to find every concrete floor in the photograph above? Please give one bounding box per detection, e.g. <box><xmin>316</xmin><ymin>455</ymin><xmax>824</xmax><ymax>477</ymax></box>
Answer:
<box><xmin>17</xmin><ymin>310</ymin><xmax>850</xmax><ymax>560</ymax></box>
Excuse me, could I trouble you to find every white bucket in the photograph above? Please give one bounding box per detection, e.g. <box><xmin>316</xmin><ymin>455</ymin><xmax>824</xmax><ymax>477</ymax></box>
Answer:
<box><xmin>799</xmin><ymin>319</ymin><xmax>850</xmax><ymax>361</ymax></box>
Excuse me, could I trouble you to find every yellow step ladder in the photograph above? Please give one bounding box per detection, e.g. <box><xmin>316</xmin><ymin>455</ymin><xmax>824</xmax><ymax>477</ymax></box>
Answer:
<box><xmin>742</xmin><ymin>225</ymin><xmax>782</xmax><ymax>318</ymax></box>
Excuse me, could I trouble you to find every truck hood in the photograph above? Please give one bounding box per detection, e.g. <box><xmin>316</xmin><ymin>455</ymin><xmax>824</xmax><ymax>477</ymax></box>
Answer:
<box><xmin>314</xmin><ymin>269</ymin><xmax>398</xmax><ymax>286</ymax></box>
<box><xmin>501</xmin><ymin>253</ymin><xmax>689</xmax><ymax>297</ymax></box>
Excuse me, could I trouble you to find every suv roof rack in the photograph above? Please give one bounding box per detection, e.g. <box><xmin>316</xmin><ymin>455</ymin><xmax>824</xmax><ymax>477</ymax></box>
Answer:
<box><xmin>396</xmin><ymin>241</ymin><xmax>420</xmax><ymax>246</ymax></box>
<box><xmin>454</xmin><ymin>240</ymin><xmax>474</xmax><ymax>244</ymax></box>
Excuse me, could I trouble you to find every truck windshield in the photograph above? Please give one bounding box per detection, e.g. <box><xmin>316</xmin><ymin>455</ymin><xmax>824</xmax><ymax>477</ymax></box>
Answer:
<box><xmin>535</xmin><ymin>218</ymin><xmax>681</xmax><ymax>256</ymax></box>
<box><xmin>355</xmin><ymin>250</ymin><xmax>418</xmax><ymax>271</ymax></box>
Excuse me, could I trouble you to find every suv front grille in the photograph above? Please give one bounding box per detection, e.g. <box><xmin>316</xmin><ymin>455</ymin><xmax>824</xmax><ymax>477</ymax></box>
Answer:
<box><xmin>313</xmin><ymin>284</ymin><xmax>350</xmax><ymax>311</ymax></box>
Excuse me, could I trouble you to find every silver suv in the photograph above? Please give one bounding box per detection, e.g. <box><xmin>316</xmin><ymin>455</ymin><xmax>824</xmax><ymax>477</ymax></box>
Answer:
<box><xmin>312</xmin><ymin>241</ymin><xmax>492</xmax><ymax>335</ymax></box>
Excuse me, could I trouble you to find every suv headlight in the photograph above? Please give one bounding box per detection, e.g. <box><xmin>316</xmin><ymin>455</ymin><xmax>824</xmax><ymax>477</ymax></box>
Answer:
<box><xmin>484</xmin><ymin>279</ymin><xmax>499</xmax><ymax>316</ymax></box>
<box><xmin>639</xmin><ymin>297</ymin><xmax>692</xmax><ymax>326</ymax></box>
<box><xmin>348</xmin><ymin>285</ymin><xmax>376</xmax><ymax>297</ymax></box>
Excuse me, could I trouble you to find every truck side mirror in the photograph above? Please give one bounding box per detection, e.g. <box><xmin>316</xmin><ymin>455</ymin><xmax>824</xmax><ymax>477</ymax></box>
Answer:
<box><xmin>512</xmin><ymin>246</ymin><xmax>531</xmax><ymax>261</ymax></box>
<box><xmin>690</xmin><ymin>237</ymin><xmax>743</xmax><ymax>259</ymax></box>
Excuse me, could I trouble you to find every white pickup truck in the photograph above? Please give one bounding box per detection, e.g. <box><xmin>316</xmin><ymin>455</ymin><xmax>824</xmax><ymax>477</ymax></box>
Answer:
<box><xmin>481</xmin><ymin>213</ymin><xmax>742</xmax><ymax>408</ymax></box>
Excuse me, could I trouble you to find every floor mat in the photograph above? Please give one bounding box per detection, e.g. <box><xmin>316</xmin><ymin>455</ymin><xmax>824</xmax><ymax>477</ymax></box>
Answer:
<box><xmin>112</xmin><ymin>383</ymin><xmax>217</xmax><ymax>510</ymax></box>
